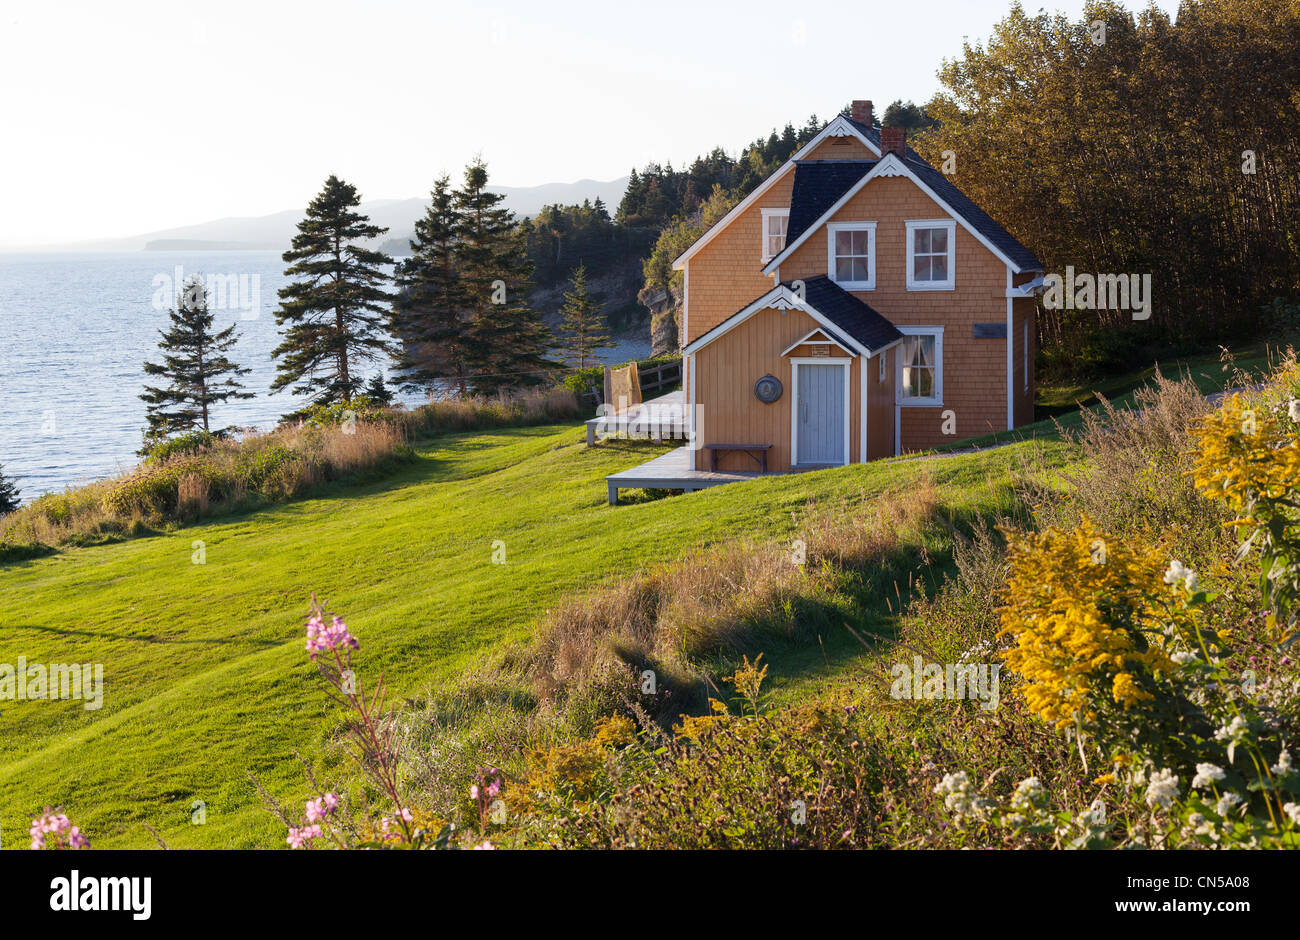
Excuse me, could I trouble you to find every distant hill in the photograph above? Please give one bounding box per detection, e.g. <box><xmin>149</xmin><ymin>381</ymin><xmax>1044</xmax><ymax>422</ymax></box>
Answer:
<box><xmin>50</xmin><ymin>178</ymin><xmax>630</xmax><ymax>252</ymax></box>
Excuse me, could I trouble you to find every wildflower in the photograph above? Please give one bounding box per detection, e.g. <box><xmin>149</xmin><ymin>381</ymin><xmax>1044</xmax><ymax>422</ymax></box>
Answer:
<box><xmin>1144</xmin><ymin>769</ymin><xmax>1180</xmax><ymax>810</ymax></box>
<box><xmin>286</xmin><ymin>826</ymin><xmax>316</xmax><ymax>849</ymax></box>
<box><xmin>305</xmin><ymin>794</ymin><xmax>338</xmax><ymax>824</ymax></box>
<box><xmin>1079</xmin><ymin>799</ymin><xmax>1107</xmax><ymax>827</ymax></box>
<box><xmin>1010</xmin><ymin>776</ymin><xmax>1045</xmax><ymax>814</ymax></box>
<box><xmin>934</xmin><ymin>771</ymin><xmax>992</xmax><ymax>824</ymax></box>
<box><xmin>470</xmin><ymin>785</ymin><xmax>480</xmax><ymax>800</ymax></box>
<box><xmin>305</xmin><ymin>614</ymin><xmax>359</xmax><ymax>659</ymax></box>
<box><xmin>1191</xmin><ymin>763</ymin><xmax>1226</xmax><ymax>789</ymax></box>
<box><xmin>1163</xmin><ymin>560</ymin><xmax>1199</xmax><ymax>593</ymax></box>
<box><xmin>1215</xmin><ymin>792</ymin><xmax>1244</xmax><ymax>817</ymax></box>
<box><xmin>1171</xmin><ymin>651</ymin><xmax>1199</xmax><ymax>666</ymax></box>
<box><xmin>28</xmin><ymin>808</ymin><xmax>88</xmax><ymax>851</ymax></box>
<box><xmin>473</xmin><ymin>840</ymin><xmax>495</xmax><ymax>850</ymax></box>
<box><xmin>1183</xmin><ymin>812</ymin><xmax>1218</xmax><ymax>841</ymax></box>
<box><xmin>1289</xmin><ymin>399</ymin><xmax>1300</xmax><ymax>424</ymax></box>
<box><xmin>1283</xmin><ymin>802</ymin><xmax>1300</xmax><ymax>826</ymax></box>
<box><xmin>1214</xmin><ymin>716</ymin><xmax>1250</xmax><ymax>763</ymax></box>
<box><xmin>1272</xmin><ymin>750</ymin><xmax>1293</xmax><ymax>775</ymax></box>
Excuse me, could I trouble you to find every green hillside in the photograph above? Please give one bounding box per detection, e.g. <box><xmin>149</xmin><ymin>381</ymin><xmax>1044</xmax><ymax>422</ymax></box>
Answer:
<box><xmin>0</xmin><ymin>421</ymin><xmax>1068</xmax><ymax>848</ymax></box>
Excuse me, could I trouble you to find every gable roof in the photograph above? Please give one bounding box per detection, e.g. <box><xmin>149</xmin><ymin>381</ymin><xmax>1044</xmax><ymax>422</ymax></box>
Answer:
<box><xmin>762</xmin><ymin>152</ymin><xmax>1043</xmax><ymax>275</ymax></box>
<box><xmin>785</xmin><ymin>161</ymin><xmax>877</xmax><ymax>246</ymax></box>
<box><xmin>841</xmin><ymin>116</ymin><xmax>932</xmax><ymax>166</ymax></box>
<box><xmin>683</xmin><ymin>276</ymin><xmax>902</xmax><ymax>357</ymax></box>
<box><xmin>672</xmin><ymin>113</ymin><xmax>881</xmax><ymax>271</ymax></box>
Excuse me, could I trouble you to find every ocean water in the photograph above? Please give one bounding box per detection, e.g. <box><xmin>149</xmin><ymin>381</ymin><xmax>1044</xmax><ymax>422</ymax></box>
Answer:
<box><xmin>0</xmin><ymin>251</ymin><xmax>648</xmax><ymax>502</ymax></box>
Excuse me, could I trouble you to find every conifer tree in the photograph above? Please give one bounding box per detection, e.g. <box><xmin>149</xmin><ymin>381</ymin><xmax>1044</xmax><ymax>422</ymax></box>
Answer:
<box><xmin>389</xmin><ymin>175</ymin><xmax>468</xmax><ymax>395</ymax></box>
<box><xmin>140</xmin><ymin>275</ymin><xmax>252</xmax><ymax>443</ymax></box>
<box><xmin>271</xmin><ymin>176</ymin><xmax>394</xmax><ymax>405</ymax></box>
<box><xmin>0</xmin><ymin>464</ymin><xmax>20</xmax><ymax>515</ymax></box>
<box><xmin>557</xmin><ymin>263</ymin><xmax>614</xmax><ymax>368</ymax></box>
<box><xmin>453</xmin><ymin>159</ymin><xmax>553</xmax><ymax>394</ymax></box>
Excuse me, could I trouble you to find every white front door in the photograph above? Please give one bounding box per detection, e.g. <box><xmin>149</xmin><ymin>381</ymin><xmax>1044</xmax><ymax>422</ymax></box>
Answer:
<box><xmin>795</xmin><ymin>362</ymin><xmax>846</xmax><ymax>466</ymax></box>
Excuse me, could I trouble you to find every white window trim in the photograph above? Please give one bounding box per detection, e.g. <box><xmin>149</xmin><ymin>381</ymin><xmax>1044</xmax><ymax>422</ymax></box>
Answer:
<box><xmin>895</xmin><ymin>325</ymin><xmax>944</xmax><ymax>407</ymax></box>
<box><xmin>905</xmin><ymin>219</ymin><xmax>956</xmax><ymax>291</ymax></box>
<box><xmin>760</xmin><ymin>208</ymin><xmax>790</xmax><ymax>263</ymax></box>
<box><xmin>826</xmin><ymin>221</ymin><xmax>876</xmax><ymax>290</ymax></box>
<box><xmin>790</xmin><ymin>357</ymin><xmax>852</xmax><ymax>468</ymax></box>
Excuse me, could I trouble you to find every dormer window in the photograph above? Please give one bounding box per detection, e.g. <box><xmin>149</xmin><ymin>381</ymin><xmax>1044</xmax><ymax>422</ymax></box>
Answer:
<box><xmin>760</xmin><ymin>208</ymin><xmax>789</xmax><ymax>262</ymax></box>
<box><xmin>826</xmin><ymin>222</ymin><xmax>876</xmax><ymax>290</ymax></box>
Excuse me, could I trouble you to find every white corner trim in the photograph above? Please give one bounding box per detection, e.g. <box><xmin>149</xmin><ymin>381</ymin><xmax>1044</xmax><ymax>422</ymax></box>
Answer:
<box><xmin>682</xmin><ymin>261</ymin><xmax>689</xmax><ymax>348</ymax></box>
<box><xmin>895</xmin><ymin>325</ymin><xmax>944</xmax><ymax>408</ymax></box>
<box><xmin>761</xmin><ymin>151</ymin><xmax>1030</xmax><ymax>276</ymax></box>
<box><xmin>688</xmin><ymin>352</ymin><xmax>697</xmax><ymax>471</ymax></box>
<box><xmin>826</xmin><ymin>221</ymin><xmax>876</xmax><ymax>291</ymax></box>
<box><xmin>672</xmin><ymin>116</ymin><xmax>879</xmax><ymax>270</ymax></box>
<box><xmin>905</xmin><ymin>219</ymin><xmax>957</xmax><ymax>291</ymax></box>
<box><xmin>860</xmin><ymin>358</ymin><xmax>868</xmax><ymax>463</ymax></box>
<box><xmin>790</xmin><ymin>357</ymin><xmax>853</xmax><ymax>468</ymax></box>
<box><xmin>894</xmin><ymin>402</ymin><xmax>902</xmax><ymax>456</ymax></box>
<box><xmin>1006</xmin><ymin>267</ymin><xmax>1015</xmax><ymax>431</ymax></box>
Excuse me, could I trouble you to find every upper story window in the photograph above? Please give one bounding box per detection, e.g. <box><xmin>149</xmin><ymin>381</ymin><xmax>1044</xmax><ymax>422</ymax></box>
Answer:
<box><xmin>897</xmin><ymin>326</ymin><xmax>944</xmax><ymax>406</ymax></box>
<box><xmin>905</xmin><ymin>219</ymin><xmax>956</xmax><ymax>291</ymax></box>
<box><xmin>760</xmin><ymin>208</ymin><xmax>789</xmax><ymax>262</ymax></box>
<box><xmin>826</xmin><ymin>221</ymin><xmax>876</xmax><ymax>290</ymax></box>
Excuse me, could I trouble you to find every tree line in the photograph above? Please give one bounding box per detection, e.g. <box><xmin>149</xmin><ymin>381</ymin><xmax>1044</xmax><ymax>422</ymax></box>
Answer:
<box><xmin>138</xmin><ymin>160</ymin><xmax>615</xmax><ymax>443</ymax></box>
<box><xmin>913</xmin><ymin>0</ymin><xmax>1300</xmax><ymax>376</ymax></box>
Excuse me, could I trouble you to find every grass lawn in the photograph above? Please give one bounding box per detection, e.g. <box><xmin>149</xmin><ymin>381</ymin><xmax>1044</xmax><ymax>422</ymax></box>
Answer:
<box><xmin>0</xmin><ymin>420</ymin><xmax>1073</xmax><ymax>848</ymax></box>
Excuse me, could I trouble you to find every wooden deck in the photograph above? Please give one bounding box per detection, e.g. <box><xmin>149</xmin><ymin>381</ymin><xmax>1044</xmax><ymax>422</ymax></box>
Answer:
<box><xmin>585</xmin><ymin>390</ymin><xmax>688</xmax><ymax>446</ymax></box>
<box><xmin>605</xmin><ymin>445</ymin><xmax>761</xmax><ymax>505</ymax></box>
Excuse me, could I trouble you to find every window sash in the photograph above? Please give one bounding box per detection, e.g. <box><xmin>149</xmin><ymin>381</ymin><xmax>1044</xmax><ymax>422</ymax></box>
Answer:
<box><xmin>898</xmin><ymin>333</ymin><xmax>939</xmax><ymax>401</ymax></box>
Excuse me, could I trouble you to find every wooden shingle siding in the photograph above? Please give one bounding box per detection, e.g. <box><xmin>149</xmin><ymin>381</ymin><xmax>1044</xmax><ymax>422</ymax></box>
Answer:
<box><xmin>779</xmin><ymin>177</ymin><xmax>1012</xmax><ymax>451</ymax></box>
<box><xmin>695</xmin><ymin>307</ymin><xmax>867</xmax><ymax>473</ymax></box>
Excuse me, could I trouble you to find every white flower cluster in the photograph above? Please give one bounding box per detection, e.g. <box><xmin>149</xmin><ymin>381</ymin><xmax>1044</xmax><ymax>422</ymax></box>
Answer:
<box><xmin>1144</xmin><ymin>768</ymin><xmax>1180</xmax><ymax>810</ymax></box>
<box><xmin>1191</xmin><ymin>762</ymin><xmax>1226</xmax><ymax>789</ymax></box>
<box><xmin>1163</xmin><ymin>559</ymin><xmax>1200</xmax><ymax>593</ymax></box>
<box><xmin>934</xmin><ymin>771</ymin><xmax>993</xmax><ymax>824</ymax></box>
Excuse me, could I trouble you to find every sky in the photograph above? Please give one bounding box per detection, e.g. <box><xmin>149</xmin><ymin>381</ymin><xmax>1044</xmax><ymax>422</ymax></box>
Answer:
<box><xmin>0</xmin><ymin>0</ymin><xmax>1182</xmax><ymax>247</ymax></box>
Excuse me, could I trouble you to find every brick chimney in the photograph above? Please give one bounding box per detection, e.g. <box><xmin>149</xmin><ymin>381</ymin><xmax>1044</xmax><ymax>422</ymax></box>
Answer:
<box><xmin>849</xmin><ymin>99</ymin><xmax>874</xmax><ymax>127</ymax></box>
<box><xmin>881</xmin><ymin>125</ymin><xmax>906</xmax><ymax>158</ymax></box>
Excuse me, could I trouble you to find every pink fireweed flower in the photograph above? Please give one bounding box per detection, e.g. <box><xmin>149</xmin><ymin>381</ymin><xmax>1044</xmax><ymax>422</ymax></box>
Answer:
<box><xmin>470</xmin><ymin>784</ymin><xmax>480</xmax><ymax>800</ymax></box>
<box><xmin>305</xmin><ymin>792</ymin><xmax>339</xmax><ymax>823</ymax></box>
<box><xmin>473</xmin><ymin>840</ymin><xmax>495</xmax><ymax>850</ymax></box>
<box><xmin>286</xmin><ymin>824</ymin><xmax>322</xmax><ymax>849</ymax></box>
<box><xmin>28</xmin><ymin>808</ymin><xmax>88</xmax><ymax>850</ymax></box>
<box><xmin>305</xmin><ymin>614</ymin><xmax>359</xmax><ymax>660</ymax></box>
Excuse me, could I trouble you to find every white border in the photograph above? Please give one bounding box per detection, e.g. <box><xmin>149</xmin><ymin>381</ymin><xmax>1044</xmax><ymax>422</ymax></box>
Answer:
<box><xmin>790</xmin><ymin>357</ymin><xmax>852</xmax><ymax>468</ymax></box>
<box><xmin>1006</xmin><ymin>267</ymin><xmax>1015</xmax><ymax>430</ymax></box>
<box><xmin>827</xmin><ymin>221</ymin><xmax>876</xmax><ymax>290</ymax></box>
<box><xmin>905</xmin><ymin>219</ymin><xmax>956</xmax><ymax>291</ymax></box>
<box><xmin>896</xmin><ymin>325</ymin><xmax>944</xmax><ymax>408</ymax></box>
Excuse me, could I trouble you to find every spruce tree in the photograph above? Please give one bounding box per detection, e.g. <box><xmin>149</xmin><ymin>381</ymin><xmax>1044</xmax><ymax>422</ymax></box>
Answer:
<box><xmin>271</xmin><ymin>176</ymin><xmax>394</xmax><ymax>405</ymax></box>
<box><xmin>140</xmin><ymin>275</ymin><xmax>252</xmax><ymax>443</ymax></box>
<box><xmin>453</xmin><ymin>159</ymin><xmax>553</xmax><ymax>395</ymax></box>
<box><xmin>0</xmin><ymin>464</ymin><xmax>20</xmax><ymax>515</ymax></box>
<box><xmin>389</xmin><ymin>175</ymin><xmax>468</xmax><ymax>395</ymax></box>
<box><xmin>558</xmin><ymin>263</ymin><xmax>614</xmax><ymax>368</ymax></box>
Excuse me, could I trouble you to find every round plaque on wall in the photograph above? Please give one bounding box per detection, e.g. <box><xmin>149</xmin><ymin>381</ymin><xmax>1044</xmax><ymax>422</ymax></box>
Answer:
<box><xmin>754</xmin><ymin>374</ymin><xmax>783</xmax><ymax>404</ymax></box>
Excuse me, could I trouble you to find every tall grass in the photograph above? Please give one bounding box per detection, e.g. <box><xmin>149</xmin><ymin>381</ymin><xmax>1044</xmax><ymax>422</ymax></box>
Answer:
<box><xmin>0</xmin><ymin>387</ymin><xmax>582</xmax><ymax>556</ymax></box>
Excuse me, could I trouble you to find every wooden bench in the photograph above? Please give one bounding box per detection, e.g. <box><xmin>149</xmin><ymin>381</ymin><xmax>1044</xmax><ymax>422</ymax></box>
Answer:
<box><xmin>704</xmin><ymin>443</ymin><xmax>772</xmax><ymax>473</ymax></box>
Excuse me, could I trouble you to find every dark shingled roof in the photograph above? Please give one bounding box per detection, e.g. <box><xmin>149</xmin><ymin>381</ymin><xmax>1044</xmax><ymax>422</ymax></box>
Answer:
<box><xmin>841</xmin><ymin>116</ymin><xmax>932</xmax><ymax>167</ymax></box>
<box><xmin>686</xmin><ymin>276</ymin><xmax>901</xmax><ymax>355</ymax></box>
<box><xmin>903</xmin><ymin>158</ymin><xmax>1042</xmax><ymax>271</ymax></box>
<box><xmin>786</xmin><ymin>276</ymin><xmax>903</xmax><ymax>353</ymax></box>
<box><xmin>770</xmin><ymin>115</ymin><xmax>1042</xmax><ymax>273</ymax></box>
<box><xmin>785</xmin><ymin>160</ymin><xmax>875</xmax><ymax>245</ymax></box>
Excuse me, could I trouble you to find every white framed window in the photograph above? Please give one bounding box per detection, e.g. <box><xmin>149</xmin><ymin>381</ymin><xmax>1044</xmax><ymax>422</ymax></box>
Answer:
<box><xmin>896</xmin><ymin>326</ymin><xmax>943</xmax><ymax>406</ymax></box>
<box><xmin>878</xmin><ymin>349</ymin><xmax>887</xmax><ymax>382</ymax></box>
<box><xmin>827</xmin><ymin>221</ymin><xmax>876</xmax><ymax>290</ymax></box>
<box><xmin>905</xmin><ymin>219</ymin><xmax>956</xmax><ymax>291</ymax></box>
<box><xmin>760</xmin><ymin>208</ymin><xmax>789</xmax><ymax>262</ymax></box>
